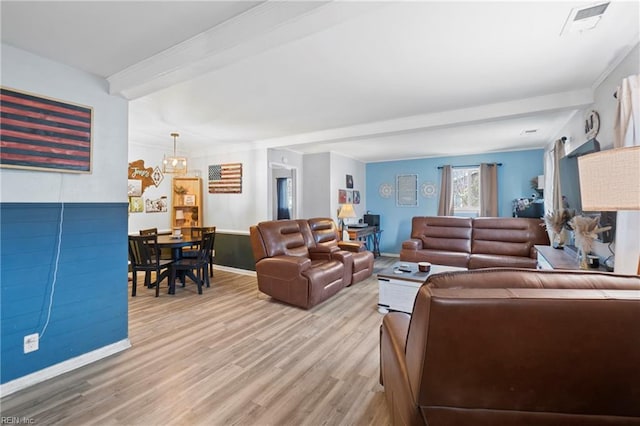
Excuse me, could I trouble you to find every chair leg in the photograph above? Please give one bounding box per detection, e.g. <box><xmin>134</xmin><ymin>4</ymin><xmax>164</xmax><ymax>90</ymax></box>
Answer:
<box><xmin>169</xmin><ymin>268</ymin><xmax>176</xmax><ymax>295</ymax></box>
<box><xmin>209</xmin><ymin>256</ymin><xmax>214</xmax><ymax>277</ymax></box>
<box><xmin>132</xmin><ymin>271</ymin><xmax>137</xmax><ymax>297</ymax></box>
<box><xmin>154</xmin><ymin>268</ymin><xmax>161</xmax><ymax>297</ymax></box>
<box><xmin>196</xmin><ymin>268</ymin><xmax>203</xmax><ymax>295</ymax></box>
<box><xmin>145</xmin><ymin>271</ymin><xmax>152</xmax><ymax>288</ymax></box>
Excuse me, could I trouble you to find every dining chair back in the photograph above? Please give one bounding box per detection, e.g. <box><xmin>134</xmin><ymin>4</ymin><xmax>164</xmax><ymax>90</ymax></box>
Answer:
<box><xmin>169</xmin><ymin>231</ymin><xmax>215</xmax><ymax>295</ymax></box>
<box><xmin>182</xmin><ymin>226</ymin><xmax>216</xmax><ymax>277</ymax></box>
<box><xmin>139</xmin><ymin>228</ymin><xmax>158</xmax><ymax>236</ymax></box>
<box><xmin>128</xmin><ymin>234</ymin><xmax>173</xmax><ymax>297</ymax></box>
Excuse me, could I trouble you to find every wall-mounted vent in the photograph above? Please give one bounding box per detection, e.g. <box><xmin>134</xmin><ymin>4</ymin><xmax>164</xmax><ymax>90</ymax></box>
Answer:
<box><xmin>520</xmin><ymin>129</ymin><xmax>539</xmax><ymax>136</ymax></box>
<box><xmin>560</xmin><ymin>2</ymin><xmax>610</xmax><ymax>35</ymax></box>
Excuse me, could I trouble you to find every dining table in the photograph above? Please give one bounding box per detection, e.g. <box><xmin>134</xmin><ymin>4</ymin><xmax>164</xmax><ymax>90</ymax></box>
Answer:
<box><xmin>156</xmin><ymin>234</ymin><xmax>201</xmax><ymax>289</ymax></box>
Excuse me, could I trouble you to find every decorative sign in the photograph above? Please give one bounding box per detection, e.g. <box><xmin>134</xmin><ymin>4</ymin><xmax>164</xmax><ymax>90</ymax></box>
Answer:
<box><xmin>128</xmin><ymin>159</ymin><xmax>160</xmax><ymax>194</ymax></box>
<box><xmin>397</xmin><ymin>174</ymin><xmax>418</xmax><ymax>207</ymax></box>
<box><xmin>0</xmin><ymin>86</ymin><xmax>93</xmax><ymax>173</ymax></box>
<box><xmin>378</xmin><ymin>183</ymin><xmax>393</xmax><ymax>198</ymax></box>
<box><xmin>421</xmin><ymin>182</ymin><xmax>437</xmax><ymax>198</ymax></box>
<box><xmin>584</xmin><ymin>110</ymin><xmax>600</xmax><ymax>140</ymax></box>
<box><xmin>209</xmin><ymin>163</ymin><xmax>242</xmax><ymax>193</ymax></box>
<box><xmin>129</xmin><ymin>196</ymin><xmax>143</xmax><ymax>213</ymax></box>
<box><xmin>145</xmin><ymin>197</ymin><xmax>167</xmax><ymax>213</ymax></box>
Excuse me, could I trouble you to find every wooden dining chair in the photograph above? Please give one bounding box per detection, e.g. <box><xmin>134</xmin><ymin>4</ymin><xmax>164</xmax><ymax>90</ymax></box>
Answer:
<box><xmin>182</xmin><ymin>226</ymin><xmax>216</xmax><ymax>277</ymax></box>
<box><xmin>128</xmin><ymin>234</ymin><xmax>173</xmax><ymax>297</ymax></box>
<box><xmin>169</xmin><ymin>231</ymin><xmax>215</xmax><ymax>295</ymax></box>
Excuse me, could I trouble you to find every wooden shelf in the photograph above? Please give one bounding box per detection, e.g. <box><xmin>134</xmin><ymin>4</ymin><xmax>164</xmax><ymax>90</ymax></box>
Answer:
<box><xmin>172</xmin><ymin>177</ymin><xmax>202</xmax><ymax>229</ymax></box>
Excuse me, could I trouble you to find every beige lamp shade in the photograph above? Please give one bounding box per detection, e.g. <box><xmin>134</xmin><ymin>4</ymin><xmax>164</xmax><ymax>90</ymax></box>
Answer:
<box><xmin>338</xmin><ymin>203</ymin><xmax>357</xmax><ymax>219</ymax></box>
<box><xmin>578</xmin><ymin>146</ymin><xmax>640</xmax><ymax>211</ymax></box>
<box><xmin>175</xmin><ymin>210</ymin><xmax>185</xmax><ymax>220</ymax></box>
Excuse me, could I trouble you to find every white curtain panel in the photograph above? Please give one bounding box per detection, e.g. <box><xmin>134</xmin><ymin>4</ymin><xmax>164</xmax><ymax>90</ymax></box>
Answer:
<box><xmin>613</xmin><ymin>74</ymin><xmax>640</xmax><ymax>275</ymax></box>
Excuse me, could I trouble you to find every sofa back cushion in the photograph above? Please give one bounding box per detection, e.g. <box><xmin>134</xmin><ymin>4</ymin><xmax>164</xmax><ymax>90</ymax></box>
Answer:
<box><xmin>252</xmin><ymin>220</ymin><xmax>309</xmax><ymax>259</ymax></box>
<box><xmin>307</xmin><ymin>217</ymin><xmax>340</xmax><ymax>249</ymax></box>
<box><xmin>471</xmin><ymin>217</ymin><xmax>548</xmax><ymax>257</ymax></box>
<box><xmin>405</xmin><ymin>270</ymin><xmax>640</xmax><ymax>422</ymax></box>
<box><xmin>412</xmin><ymin>216</ymin><xmax>472</xmax><ymax>253</ymax></box>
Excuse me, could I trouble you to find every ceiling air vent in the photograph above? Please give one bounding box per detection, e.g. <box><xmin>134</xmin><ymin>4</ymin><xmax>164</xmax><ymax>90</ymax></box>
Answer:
<box><xmin>520</xmin><ymin>129</ymin><xmax>538</xmax><ymax>136</ymax></box>
<box><xmin>560</xmin><ymin>2</ymin><xmax>610</xmax><ymax>35</ymax></box>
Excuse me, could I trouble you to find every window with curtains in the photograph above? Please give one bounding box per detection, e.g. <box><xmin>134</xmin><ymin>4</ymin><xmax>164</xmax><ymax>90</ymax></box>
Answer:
<box><xmin>452</xmin><ymin>167</ymin><xmax>480</xmax><ymax>214</ymax></box>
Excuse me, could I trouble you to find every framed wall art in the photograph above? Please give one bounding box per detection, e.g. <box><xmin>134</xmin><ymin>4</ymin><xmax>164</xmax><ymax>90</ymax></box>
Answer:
<box><xmin>396</xmin><ymin>174</ymin><xmax>418</xmax><ymax>207</ymax></box>
<box><xmin>0</xmin><ymin>87</ymin><xmax>93</xmax><ymax>173</ymax></box>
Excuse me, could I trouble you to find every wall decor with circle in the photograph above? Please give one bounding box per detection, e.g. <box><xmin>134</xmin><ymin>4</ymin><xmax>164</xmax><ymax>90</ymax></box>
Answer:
<box><xmin>378</xmin><ymin>183</ymin><xmax>394</xmax><ymax>198</ymax></box>
<box><xmin>584</xmin><ymin>110</ymin><xmax>600</xmax><ymax>140</ymax></box>
<box><xmin>421</xmin><ymin>182</ymin><xmax>437</xmax><ymax>198</ymax></box>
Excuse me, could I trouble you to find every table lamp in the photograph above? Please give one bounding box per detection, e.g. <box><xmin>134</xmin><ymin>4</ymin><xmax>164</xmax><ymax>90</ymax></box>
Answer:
<box><xmin>578</xmin><ymin>146</ymin><xmax>640</xmax><ymax>273</ymax></box>
<box><xmin>338</xmin><ymin>203</ymin><xmax>357</xmax><ymax>240</ymax></box>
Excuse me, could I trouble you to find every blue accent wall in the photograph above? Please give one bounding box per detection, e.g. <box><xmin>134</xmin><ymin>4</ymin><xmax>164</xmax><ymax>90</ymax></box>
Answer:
<box><xmin>1</xmin><ymin>202</ymin><xmax>129</xmax><ymax>384</ymax></box>
<box><xmin>366</xmin><ymin>149</ymin><xmax>544</xmax><ymax>254</ymax></box>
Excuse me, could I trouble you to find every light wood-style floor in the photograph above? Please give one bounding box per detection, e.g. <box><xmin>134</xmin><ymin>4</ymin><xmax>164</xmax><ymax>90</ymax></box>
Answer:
<box><xmin>1</xmin><ymin>258</ymin><xmax>397</xmax><ymax>425</ymax></box>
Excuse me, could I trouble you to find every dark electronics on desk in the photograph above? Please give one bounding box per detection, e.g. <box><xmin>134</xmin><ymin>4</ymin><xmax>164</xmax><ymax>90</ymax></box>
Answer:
<box><xmin>364</xmin><ymin>214</ymin><xmax>380</xmax><ymax>227</ymax></box>
<box><xmin>560</xmin><ymin>137</ymin><xmax>616</xmax><ymax>243</ymax></box>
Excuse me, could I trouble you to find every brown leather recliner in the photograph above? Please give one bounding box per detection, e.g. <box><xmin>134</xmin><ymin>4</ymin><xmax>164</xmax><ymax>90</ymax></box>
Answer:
<box><xmin>307</xmin><ymin>217</ymin><xmax>374</xmax><ymax>286</ymax></box>
<box><xmin>380</xmin><ymin>268</ymin><xmax>640</xmax><ymax>425</ymax></box>
<box><xmin>249</xmin><ymin>219</ymin><xmax>346</xmax><ymax>309</ymax></box>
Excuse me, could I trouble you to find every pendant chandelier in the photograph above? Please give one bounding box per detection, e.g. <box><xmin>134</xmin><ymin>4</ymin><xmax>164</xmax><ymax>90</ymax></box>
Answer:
<box><xmin>163</xmin><ymin>132</ymin><xmax>187</xmax><ymax>175</ymax></box>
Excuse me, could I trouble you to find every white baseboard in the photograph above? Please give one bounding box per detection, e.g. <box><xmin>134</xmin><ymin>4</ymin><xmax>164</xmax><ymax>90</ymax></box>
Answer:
<box><xmin>213</xmin><ymin>264</ymin><xmax>256</xmax><ymax>277</ymax></box>
<box><xmin>380</xmin><ymin>252</ymin><xmax>400</xmax><ymax>258</ymax></box>
<box><xmin>0</xmin><ymin>338</ymin><xmax>131</xmax><ymax>397</ymax></box>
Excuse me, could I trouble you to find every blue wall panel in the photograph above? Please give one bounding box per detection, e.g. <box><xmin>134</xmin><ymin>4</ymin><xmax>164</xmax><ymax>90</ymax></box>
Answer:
<box><xmin>1</xmin><ymin>202</ymin><xmax>129</xmax><ymax>384</ymax></box>
<box><xmin>366</xmin><ymin>149</ymin><xmax>544</xmax><ymax>254</ymax></box>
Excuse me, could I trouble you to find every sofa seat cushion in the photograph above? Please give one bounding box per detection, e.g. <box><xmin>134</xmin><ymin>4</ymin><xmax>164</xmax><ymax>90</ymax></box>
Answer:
<box><xmin>406</xmin><ymin>250</ymin><xmax>470</xmax><ymax>268</ymax></box>
<box><xmin>469</xmin><ymin>254</ymin><xmax>538</xmax><ymax>269</ymax></box>
<box><xmin>302</xmin><ymin>259</ymin><xmax>345</xmax><ymax>306</ymax></box>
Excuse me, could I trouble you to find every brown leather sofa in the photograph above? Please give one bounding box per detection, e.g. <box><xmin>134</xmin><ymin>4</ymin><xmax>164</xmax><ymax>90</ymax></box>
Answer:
<box><xmin>307</xmin><ymin>217</ymin><xmax>374</xmax><ymax>286</ymax></box>
<box><xmin>380</xmin><ymin>268</ymin><xmax>640</xmax><ymax>426</ymax></box>
<box><xmin>249</xmin><ymin>218</ymin><xmax>373</xmax><ymax>308</ymax></box>
<box><xmin>400</xmin><ymin>216</ymin><xmax>550</xmax><ymax>269</ymax></box>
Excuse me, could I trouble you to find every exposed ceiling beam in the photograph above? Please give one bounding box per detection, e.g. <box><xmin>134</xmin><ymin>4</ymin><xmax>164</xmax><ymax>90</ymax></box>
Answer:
<box><xmin>108</xmin><ymin>1</ymin><xmax>383</xmax><ymax>99</ymax></box>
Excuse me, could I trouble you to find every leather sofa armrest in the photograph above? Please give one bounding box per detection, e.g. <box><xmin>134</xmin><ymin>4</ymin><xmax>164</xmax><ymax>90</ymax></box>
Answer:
<box><xmin>338</xmin><ymin>241</ymin><xmax>366</xmax><ymax>252</ymax></box>
<box><xmin>309</xmin><ymin>245</ymin><xmax>338</xmax><ymax>261</ymax></box>
<box><xmin>257</xmin><ymin>255</ymin><xmax>311</xmax><ymax>275</ymax></box>
<box><xmin>402</xmin><ymin>239</ymin><xmax>423</xmax><ymax>250</ymax></box>
<box><xmin>380</xmin><ymin>312</ymin><xmax>422</xmax><ymax>425</ymax></box>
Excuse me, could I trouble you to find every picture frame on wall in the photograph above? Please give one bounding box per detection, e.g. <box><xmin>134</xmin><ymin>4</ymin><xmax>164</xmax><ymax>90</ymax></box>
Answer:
<box><xmin>127</xmin><ymin>179</ymin><xmax>142</xmax><ymax>197</ymax></box>
<box><xmin>346</xmin><ymin>174</ymin><xmax>354</xmax><ymax>189</ymax></box>
<box><xmin>396</xmin><ymin>174</ymin><xmax>418</xmax><ymax>207</ymax></box>
<box><xmin>353</xmin><ymin>190</ymin><xmax>361</xmax><ymax>204</ymax></box>
<box><xmin>346</xmin><ymin>190</ymin><xmax>353</xmax><ymax>204</ymax></box>
<box><xmin>0</xmin><ymin>87</ymin><xmax>93</xmax><ymax>173</ymax></box>
<box><xmin>338</xmin><ymin>189</ymin><xmax>347</xmax><ymax>204</ymax></box>
<box><xmin>129</xmin><ymin>196</ymin><xmax>144</xmax><ymax>213</ymax></box>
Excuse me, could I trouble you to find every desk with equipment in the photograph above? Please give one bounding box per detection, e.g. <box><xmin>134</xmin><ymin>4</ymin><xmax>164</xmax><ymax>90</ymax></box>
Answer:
<box><xmin>347</xmin><ymin>214</ymin><xmax>381</xmax><ymax>257</ymax></box>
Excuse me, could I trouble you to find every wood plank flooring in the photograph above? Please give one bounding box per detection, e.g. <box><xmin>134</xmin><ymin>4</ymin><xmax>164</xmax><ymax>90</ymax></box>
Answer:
<box><xmin>1</xmin><ymin>258</ymin><xmax>397</xmax><ymax>425</ymax></box>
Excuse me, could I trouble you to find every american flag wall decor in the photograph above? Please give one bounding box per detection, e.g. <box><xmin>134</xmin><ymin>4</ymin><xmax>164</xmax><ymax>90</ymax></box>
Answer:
<box><xmin>0</xmin><ymin>87</ymin><xmax>93</xmax><ymax>173</ymax></box>
<box><xmin>209</xmin><ymin>163</ymin><xmax>242</xmax><ymax>193</ymax></box>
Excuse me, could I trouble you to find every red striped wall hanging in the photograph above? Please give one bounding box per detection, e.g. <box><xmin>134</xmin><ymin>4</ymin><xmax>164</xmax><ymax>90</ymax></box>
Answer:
<box><xmin>0</xmin><ymin>87</ymin><xmax>93</xmax><ymax>173</ymax></box>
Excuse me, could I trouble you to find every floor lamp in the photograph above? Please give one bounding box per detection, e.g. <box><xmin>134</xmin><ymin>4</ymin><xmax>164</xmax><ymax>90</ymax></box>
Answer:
<box><xmin>338</xmin><ymin>203</ymin><xmax>357</xmax><ymax>241</ymax></box>
<box><xmin>578</xmin><ymin>146</ymin><xmax>640</xmax><ymax>274</ymax></box>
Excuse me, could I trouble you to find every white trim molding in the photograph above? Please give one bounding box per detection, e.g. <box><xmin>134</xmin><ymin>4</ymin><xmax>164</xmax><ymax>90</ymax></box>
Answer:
<box><xmin>0</xmin><ymin>339</ymin><xmax>131</xmax><ymax>397</ymax></box>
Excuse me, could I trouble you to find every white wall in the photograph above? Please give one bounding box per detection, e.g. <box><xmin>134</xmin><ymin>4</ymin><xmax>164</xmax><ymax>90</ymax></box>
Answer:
<box><xmin>0</xmin><ymin>44</ymin><xmax>128</xmax><ymax>203</ymax></box>
<box><xmin>303</xmin><ymin>152</ymin><xmax>331</xmax><ymax>218</ymax></box>
<box><xmin>330</xmin><ymin>152</ymin><xmax>366</xmax><ymax>225</ymax></box>
<box><xmin>548</xmin><ymin>43</ymin><xmax>640</xmax><ymax>273</ymax></box>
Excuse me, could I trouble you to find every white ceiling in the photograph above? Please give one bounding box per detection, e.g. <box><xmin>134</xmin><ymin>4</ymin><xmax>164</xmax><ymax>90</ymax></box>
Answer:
<box><xmin>2</xmin><ymin>1</ymin><xmax>639</xmax><ymax>162</ymax></box>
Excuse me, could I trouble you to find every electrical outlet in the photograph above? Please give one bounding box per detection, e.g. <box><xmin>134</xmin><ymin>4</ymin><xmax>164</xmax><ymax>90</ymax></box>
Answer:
<box><xmin>24</xmin><ymin>333</ymin><xmax>39</xmax><ymax>353</ymax></box>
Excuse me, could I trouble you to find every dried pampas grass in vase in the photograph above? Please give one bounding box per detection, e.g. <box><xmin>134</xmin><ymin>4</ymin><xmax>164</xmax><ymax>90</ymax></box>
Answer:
<box><xmin>569</xmin><ymin>215</ymin><xmax>611</xmax><ymax>269</ymax></box>
<box><xmin>543</xmin><ymin>209</ymin><xmax>574</xmax><ymax>248</ymax></box>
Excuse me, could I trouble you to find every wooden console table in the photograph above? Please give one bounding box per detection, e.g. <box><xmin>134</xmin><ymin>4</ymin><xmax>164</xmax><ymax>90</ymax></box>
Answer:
<box><xmin>535</xmin><ymin>245</ymin><xmax>608</xmax><ymax>272</ymax></box>
<box><xmin>347</xmin><ymin>225</ymin><xmax>381</xmax><ymax>257</ymax></box>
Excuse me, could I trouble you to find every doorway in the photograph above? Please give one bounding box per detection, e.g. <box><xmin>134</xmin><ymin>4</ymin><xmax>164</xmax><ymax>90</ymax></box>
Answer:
<box><xmin>271</xmin><ymin>165</ymin><xmax>296</xmax><ymax>220</ymax></box>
